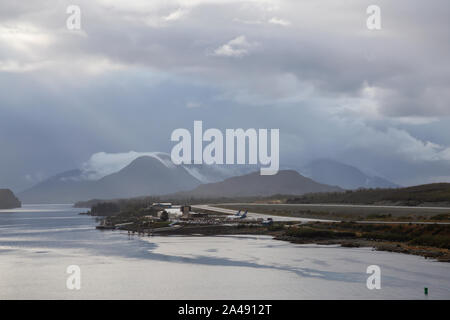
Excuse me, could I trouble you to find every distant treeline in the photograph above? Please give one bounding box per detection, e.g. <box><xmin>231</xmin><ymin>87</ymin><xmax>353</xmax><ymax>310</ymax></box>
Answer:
<box><xmin>74</xmin><ymin>182</ymin><xmax>450</xmax><ymax>209</ymax></box>
<box><xmin>75</xmin><ymin>196</ymin><xmax>162</xmax><ymax>210</ymax></box>
<box><xmin>288</xmin><ymin>183</ymin><xmax>450</xmax><ymax>206</ymax></box>
<box><xmin>74</xmin><ymin>194</ymin><xmax>293</xmax><ymax>209</ymax></box>
<box><xmin>84</xmin><ymin>197</ymin><xmax>162</xmax><ymax>219</ymax></box>
<box><xmin>90</xmin><ymin>202</ymin><xmax>120</xmax><ymax>216</ymax></box>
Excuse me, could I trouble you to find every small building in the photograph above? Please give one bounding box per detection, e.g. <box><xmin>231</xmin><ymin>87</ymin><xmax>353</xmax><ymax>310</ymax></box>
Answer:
<box><xmin>180</xmin><ymin>205</ymin><xmax>191</xmax><ymax>216</ymax></box>
<box><xmin>159</xmin><ymin>207</ymin><xmax>184</xmax><ymax>219</ymax></box>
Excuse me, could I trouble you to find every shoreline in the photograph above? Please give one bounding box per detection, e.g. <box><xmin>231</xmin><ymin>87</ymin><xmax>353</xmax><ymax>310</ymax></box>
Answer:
<box><xmin>99</xmin><ymin>222</ymin><xmax>450</xmax><ymax>263</ymax></box>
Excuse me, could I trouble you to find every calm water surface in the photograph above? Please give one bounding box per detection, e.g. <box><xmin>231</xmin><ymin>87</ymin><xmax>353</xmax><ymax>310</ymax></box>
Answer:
<box><xmin>0</xmin><ymin>204</ymin><xmax>449</xmax><ymax>299</ymax></box>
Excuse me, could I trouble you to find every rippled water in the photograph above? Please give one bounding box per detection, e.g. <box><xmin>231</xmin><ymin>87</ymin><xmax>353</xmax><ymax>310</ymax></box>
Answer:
<box><xmin>0</xmin><ymin>204</ymin><xmax>449</xmax><ymax>299</ymax></box>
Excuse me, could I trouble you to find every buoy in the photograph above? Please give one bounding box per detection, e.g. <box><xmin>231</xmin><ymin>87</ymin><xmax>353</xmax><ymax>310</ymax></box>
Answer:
<box><xmin>424</xmin><ymin>287</ymin><xmax>428</xmax><ymax>295</ymax></box>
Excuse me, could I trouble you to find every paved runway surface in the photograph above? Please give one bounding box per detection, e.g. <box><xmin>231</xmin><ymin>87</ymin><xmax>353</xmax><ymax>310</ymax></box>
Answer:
<box><xmin>192</xmin><ymin>204</ymin><xmax>450</xmax><ymax>225</ymax></box>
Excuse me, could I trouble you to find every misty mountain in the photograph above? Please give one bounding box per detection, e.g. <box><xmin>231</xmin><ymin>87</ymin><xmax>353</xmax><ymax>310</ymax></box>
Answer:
<box><xmin>19</xmin><ymin>169</ymin><xmax>94</xmax><ymax>204</ymax></box>
<box><xmin>145</xmin><ymin>153</ymin><xmax>256</xmax><ymax>184</ymax></box>
<box><xmin>19</xmin><ymin>156</ymin><xmax>202</xmax><ymax>203</ymax></box>
<box><xmin>300</xmin><ymin>159</ymin><xmax>400</xmax><ymax>190</ymax></box>
<box><xmin>18</xmin><ymin>154</ymin><xmax>394</xmax><ymax>203</ymax></box>
<box><xmin>173</xmin><ymin>170</ymin><xmax>343</xmax><ymax>198</ymax></box>
<box><xmin>94</xmin><ymin>156</ymin><xmax>202</xmax><ymax>198</ymax></box>
<box><xmin>0</xmin><ymin>189</ymin><xmax>21</xmax><ymax>209</ymax></box>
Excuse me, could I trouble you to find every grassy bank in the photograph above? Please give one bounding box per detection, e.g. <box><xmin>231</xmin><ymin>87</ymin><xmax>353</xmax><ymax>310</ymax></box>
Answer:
<box><xmin>216</xmin><ymin>204</ymin><xmax>450</xmax><ymax>222</ymax></box>
<box><xmin>275</xmin><ymin>222</ymin><xmax>450</xmax><ymax>262</ymax></box>
<box><xmin>287</xmin><ymin>183</ymin><xmax>450</xmax><ymax>206</ymax></box>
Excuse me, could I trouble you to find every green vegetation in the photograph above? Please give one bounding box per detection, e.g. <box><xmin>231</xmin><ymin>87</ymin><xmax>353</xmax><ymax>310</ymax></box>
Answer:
<box><xmin>218</xmin><ymin>203</ymin><xmax>450</xmax><ymax>222</ymax></box>
<box><xmin>160</xmin><ymin>211</ymin><xmax>169</xmax><ymax>221</ymax></box>
<box><xmin>103</xmin><ymin>207</ymin><xmax>170</xmax><ymax>232</ymax></box>
<box><xmin>85</xmin><ymin>199</ymin><xmax>166</xmax><ymax>232</ymax></box>
<box><xmin>267</xmin><ymin>223</ymin><xmax>285</xmax><ymax>231</ymax></box>
<box><xmin>73</xmin><ymin>193</ymin><xmax>299</xmax><ymax>210</ymax></box>
<box><xmin>431</xmin><ymin>213</ymin><xmax>450</xmax><ymax>221</ymax></box>
<box><xmin>75</xmin><ymin>196</ymin><xmax>163</xmax><ymax>209</ymax></box>
<box><xmin>91</xmin><ymin>202</ymin><xmax>120</xmax><ymax>216</ymax></box>
<box><xmin>287</xmin><ymin>183</ymin><xmax>450</xmax><ymax>206</ymax></box>
<box><xmin>366</xmin><ymin>214</ymin><xmax>392</xmax><ymax>219</ymax></box>
<box><xmin>75</xmin><ymin>183</ymin><xmax>450</xmax><ymax>213</ymax></box>
<box><xmin>284</xmin><ymin>228</ymin><xmax>356</xmax><ymax>239</ymax></box>
<box><xmin>282</xmin><ymin>222</ymin><xmax>450</xmax><ymax>250</ymax></box>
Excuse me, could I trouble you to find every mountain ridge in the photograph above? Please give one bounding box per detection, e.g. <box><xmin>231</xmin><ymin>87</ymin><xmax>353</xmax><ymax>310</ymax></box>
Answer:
<box><xmin>172</xmin><ymin>170</ymin><xmax>343</xmax><ymax>198</ymax></box>
<box><xmin>300</xmin><ymin>159</ymin><xmax>399</xmax><ymax>190</ymax></box>
<box><xmin>18</xmin><ymin>156</ymin><xmax>201</xmax><ymax>203</ymax></box>
<box><xmin>18</xmin><ymin>155</ymin><xmax>400</xmax><ymax>204</ymax></box>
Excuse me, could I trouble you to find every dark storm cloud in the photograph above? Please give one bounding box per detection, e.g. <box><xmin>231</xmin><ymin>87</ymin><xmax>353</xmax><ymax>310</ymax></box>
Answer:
<box><xmin>0</xmin><ymin>0</ymin><xmax>449</xmax><ymax>190</ymax></box>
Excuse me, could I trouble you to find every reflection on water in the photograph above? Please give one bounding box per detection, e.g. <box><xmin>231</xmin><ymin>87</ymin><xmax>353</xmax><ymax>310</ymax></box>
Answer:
<box><xmin>0</xmin><ymin>205</ymin><xmax>449</xmax><ymax>299</ymax></box>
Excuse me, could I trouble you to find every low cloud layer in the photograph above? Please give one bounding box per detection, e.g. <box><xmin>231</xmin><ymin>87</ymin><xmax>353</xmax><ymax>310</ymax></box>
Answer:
<box><xmin>80</xmin><ymin>151</ymin><xmax>174</xmax><ymax>180</ymax></box>
<box><xmin>0</xmin><ymin>0</ymin><xmax>449</xmax><ymax>191</ymax></box>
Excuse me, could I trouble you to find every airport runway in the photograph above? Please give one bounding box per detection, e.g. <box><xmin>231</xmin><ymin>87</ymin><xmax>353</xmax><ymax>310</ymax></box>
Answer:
<box><xmin>192</xmin><ymin>204</ymin><xmax>450</xmax><ymax>225</ymax></box>
<box><xmin>191</xmin><ymin>204</ymin><xmax>337</xmax><ymax>222</ymax></box>
<box><xmin>223</xmin><ymin>203</ymin><xmax>450</xmax><ymax>211</ymax></box>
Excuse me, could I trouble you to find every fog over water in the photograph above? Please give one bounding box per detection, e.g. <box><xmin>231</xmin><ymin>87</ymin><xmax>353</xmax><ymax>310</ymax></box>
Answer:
<box><xmin>0</xmin><ymin>205</ymin><xmax>449</xmax><ymax>299</ymax></box>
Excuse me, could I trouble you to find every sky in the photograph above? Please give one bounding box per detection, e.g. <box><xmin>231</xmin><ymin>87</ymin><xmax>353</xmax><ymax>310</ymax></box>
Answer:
<box><xmin>0</xmin><ymin>0</ymin><xmax>449</xmax><ymax>191</ymax></box>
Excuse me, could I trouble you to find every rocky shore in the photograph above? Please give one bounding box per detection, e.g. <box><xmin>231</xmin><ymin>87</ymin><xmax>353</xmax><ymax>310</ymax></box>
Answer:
<box><xmin>0</xmin><ymin>189</ymin><xmax>21</xmax><ymax>209</ymax></box>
